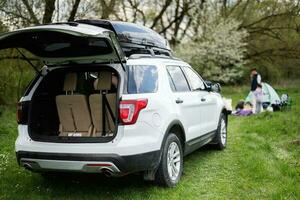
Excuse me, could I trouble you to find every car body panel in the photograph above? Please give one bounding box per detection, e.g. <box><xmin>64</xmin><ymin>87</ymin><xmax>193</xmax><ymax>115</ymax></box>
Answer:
<box><xmin>16</xmin><ymin>58</ymin><xmax>224</xmax><ymax>157</ymax></box>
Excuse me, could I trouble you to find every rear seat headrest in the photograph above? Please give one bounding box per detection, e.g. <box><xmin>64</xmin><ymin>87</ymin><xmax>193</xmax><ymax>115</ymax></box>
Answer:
<box><xmin>94</xmin><ymin>72</ymin><xmax>112</xmax><ymax>90</ymax></box>
<box><xmin>63</xmin><ymin>73</ymin><xmax>77</xmax><ymax>92</ymax></box>
<box><xmin>112</xmin><ymin>75</ymin><xmax>118</xmax><ymax>88</ymax></box>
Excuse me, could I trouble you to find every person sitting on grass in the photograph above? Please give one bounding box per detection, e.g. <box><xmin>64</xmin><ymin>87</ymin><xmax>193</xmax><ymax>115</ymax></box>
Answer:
<box><xmin>233</xmin><ymin>101</ymin><xmax>253</xmax><ymax>116</ymax></box>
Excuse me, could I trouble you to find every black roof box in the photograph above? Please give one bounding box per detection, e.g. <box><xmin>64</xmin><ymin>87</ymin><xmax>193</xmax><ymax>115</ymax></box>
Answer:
<box><xmin>76</xmin><ymin>19</ymin><xmax>171</xmax><ymax>57</ymax></box>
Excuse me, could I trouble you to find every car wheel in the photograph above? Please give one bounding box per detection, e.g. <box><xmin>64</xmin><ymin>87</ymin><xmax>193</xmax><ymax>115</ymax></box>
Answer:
<box><xmin>155</xmin><ymin>133</ymin><xmax>183</xmax><ymax>187</ymax></box>
<box><xmin>213</xmin><ymin>113</ymin><xmax>227</xmax><ymax>150</ymax></box>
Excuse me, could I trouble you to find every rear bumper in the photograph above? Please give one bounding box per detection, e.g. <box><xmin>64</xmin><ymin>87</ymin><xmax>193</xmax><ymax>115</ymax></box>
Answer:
<box><xmin>16</xmin><ymin>150</ymin><xmax>161</xmax><ymax>175</ymax></box>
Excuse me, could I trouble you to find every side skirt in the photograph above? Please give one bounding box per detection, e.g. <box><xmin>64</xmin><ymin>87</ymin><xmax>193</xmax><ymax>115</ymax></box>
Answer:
<box><xmin>183</xmin><ymin>130</ymin><xmax>216</xmax><ymax>156</ymax></box>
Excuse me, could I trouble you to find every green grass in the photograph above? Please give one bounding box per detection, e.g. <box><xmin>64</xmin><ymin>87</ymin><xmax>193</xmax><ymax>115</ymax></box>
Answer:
<box><xmin>0</xmin><ymin>86</ymin><xmax>299</xmax><ymax>200</ymax></box>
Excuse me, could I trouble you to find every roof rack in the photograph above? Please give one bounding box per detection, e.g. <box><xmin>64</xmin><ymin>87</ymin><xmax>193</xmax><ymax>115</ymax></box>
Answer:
<box><xmin>75</xmin><ymin>19</ymin><xmax>172</xmax><ymax>58</ymax></box>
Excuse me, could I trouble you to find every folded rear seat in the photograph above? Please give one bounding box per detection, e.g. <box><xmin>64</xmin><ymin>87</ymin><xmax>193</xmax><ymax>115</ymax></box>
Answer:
<box><xmin>89</xmin><ymin>72</ymin><xmax>117</xmax><ymax>137</ymax></box>
<box><xmin>56</xmin><ymin>73</ymin><xmax>93</xmax><ymax>137</ymax></box>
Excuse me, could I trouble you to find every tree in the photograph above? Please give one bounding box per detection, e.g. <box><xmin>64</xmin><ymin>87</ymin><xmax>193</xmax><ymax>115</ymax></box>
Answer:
<box><xmin>175</xmin><ymin>11</ymin><xmax>248</xmax><ymax>84</ymax></box>
<box><xmin>99</xmin><ymin>0</ymin><xmax>117</xmax><ymax>19</ymax></box>
<box><xmin>216</xmin><ymin>0</ymin><xmax>300</xmax><ymax>80</ymax></box>
<box><xmin>115</xmin><ymin>0</ymin><xmax>195</xmax><ymax>45</ymax></box>
<box><xmin>0</xmin><ymin>0</ymin><xmax>85</xmax><ymax>25</ymax></box>
<box><xmin>1</xmin><ymin>0</ymin><xmax>300</xmax><ymax>84</ymax></box>
<box><xmin>68</xmin><ymin>0</ymin><xmax>81</xmax><ymax>21</ymax></box>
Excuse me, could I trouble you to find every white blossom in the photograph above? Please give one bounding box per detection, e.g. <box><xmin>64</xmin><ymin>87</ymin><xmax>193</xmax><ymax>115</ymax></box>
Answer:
<box><xmin>175</xmin><ymin>9</ymin><xmax>248</xmax><ymax>84</ymax></box>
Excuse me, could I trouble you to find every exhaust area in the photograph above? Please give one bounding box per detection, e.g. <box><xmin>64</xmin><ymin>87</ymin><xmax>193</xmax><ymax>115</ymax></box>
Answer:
<box><xmin>21</xmin><ymin>160</ymin><xmax>40</xmax><ymax>171</ymax></box>
<box><xmin>101</xmin><ymin>168</ymin><xmax>114</xmax><ymax>177</ymax></box>
<box><xmin>22</xmin><ymin>163</ymin><xmax>33</xmax><ymax>171</ymax></box>
<box><xmin>19</xmin><ymin>158</ymin><xmax>121</xmax><ymax>175</ymax></box>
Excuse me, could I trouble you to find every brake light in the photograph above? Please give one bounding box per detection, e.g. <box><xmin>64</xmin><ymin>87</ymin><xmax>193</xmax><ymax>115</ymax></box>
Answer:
<box><xmin>17</xmin><ymin>101</ymin><xmax>29</xmax><ymax>124</ymax></box>
<box><xmin>119</xmin><ymin>99</ymin><xmax>148</xmax><ymax>125</ymax></box>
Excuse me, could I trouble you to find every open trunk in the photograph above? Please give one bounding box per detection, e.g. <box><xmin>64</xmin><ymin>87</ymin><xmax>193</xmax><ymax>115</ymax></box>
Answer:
<box><xmin>0</xmin><ymin>23</ymin><xmax>127</xmax><ymax>142</ymax></box>
<box><xmin>28</xmin><ymin>66</ymin><xmax>120</xmax><ymax>142</ymax></box>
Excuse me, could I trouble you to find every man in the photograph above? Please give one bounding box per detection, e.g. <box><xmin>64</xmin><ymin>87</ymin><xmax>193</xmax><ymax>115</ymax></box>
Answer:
<box><xmin>250</xmin><ymin>68</ymin><xmax>262</xmax><ymax>92</ymax></box>
<box><xmin>250</xmin><ymin>68</ymin><xmax>262</xmax><ymax>113</ymax></box>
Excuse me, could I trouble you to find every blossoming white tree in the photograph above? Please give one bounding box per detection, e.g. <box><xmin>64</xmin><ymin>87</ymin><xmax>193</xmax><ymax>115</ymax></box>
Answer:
<box><xmin>175</xmin><ymin>8</ymin><xmax>249</xmax><ymax>84</ymax></box>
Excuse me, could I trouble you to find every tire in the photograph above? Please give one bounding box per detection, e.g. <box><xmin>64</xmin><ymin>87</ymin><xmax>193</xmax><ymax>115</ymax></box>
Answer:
<box><xmin>213</xmin><ymin>113</ymin><xmax>227</xmax><ymax>150</ymax></box>
<box><xmin>155</xmin><ymin>133</ymin><xmax>183</xmax><ymax>187</ymax></box>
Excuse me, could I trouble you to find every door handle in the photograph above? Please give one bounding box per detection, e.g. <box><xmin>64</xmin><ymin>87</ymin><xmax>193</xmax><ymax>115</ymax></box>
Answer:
<box><xmin>175</xmin><ymin>99</ymin><xmax>184</xmax><ymax>104</ymax></box>
<box><xmin>201</xmin><ymin>98</ymin><xmax>206</xmax><ymax>102</ymax></box>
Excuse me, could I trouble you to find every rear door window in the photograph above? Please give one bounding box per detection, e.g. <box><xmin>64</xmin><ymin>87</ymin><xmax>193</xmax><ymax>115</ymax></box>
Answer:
<box><xmin>183</xmin><ymin>67</ymin><xmax>206</xmax><ymax>91</ymax></box>
<box><xmin>127</xmin><ymin>65</ymin><xmax>158</xmax><ymax>93</ymax></box>
<box><xmin>167</xmin><ymin>66</ymin><xmax>190</xmax><ymax>92</ymax></box>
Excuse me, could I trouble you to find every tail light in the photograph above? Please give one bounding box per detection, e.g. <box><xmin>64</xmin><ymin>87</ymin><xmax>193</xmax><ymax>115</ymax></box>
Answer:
<box><xmin>119</xmin><ymin>99</ymin><xmax>148</xmax><ymax>125</ymax></box>
<box><xmin>17</xmin><ymin>101</ymin><xmax>29</xmax><ymax>124</ymax></box>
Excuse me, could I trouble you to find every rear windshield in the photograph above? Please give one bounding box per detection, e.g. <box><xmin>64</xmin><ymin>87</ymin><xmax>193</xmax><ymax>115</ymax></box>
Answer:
<box><xmin>0</xmin><ymin>31</ymin><xmax>113</xmax><ymax>58</ymax></box>
<box><xmin>127</xmin><ymin>65</ymin><xmax>158</xmax><ymax>94</ymax></box>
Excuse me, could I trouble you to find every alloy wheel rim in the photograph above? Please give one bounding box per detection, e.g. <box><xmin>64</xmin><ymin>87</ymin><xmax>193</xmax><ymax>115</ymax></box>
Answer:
<box><xmin>167</xmin><ymin>141</ymin><xmax>181</xmax><ymax>181</ymax></box>
<box><xmin>220</xmin><ymin>119</ymin><xmax>227</xmax><ymax>145</ymax></box>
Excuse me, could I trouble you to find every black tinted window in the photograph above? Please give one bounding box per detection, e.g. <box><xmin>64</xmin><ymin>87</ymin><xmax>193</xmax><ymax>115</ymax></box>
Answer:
<box><xmin>167</xmin><ymin>66</ymin><xmax>190</xmax><ymax>92</ymax></box>
<box><xmin>127</xmin><ymin>65</ymin><xmax>158</xmax><ymax>93</ymax></box>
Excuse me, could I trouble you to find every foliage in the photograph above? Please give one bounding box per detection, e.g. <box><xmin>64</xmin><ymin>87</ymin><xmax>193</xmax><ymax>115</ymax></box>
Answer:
<box><xmin>0</xmin><ymin>0</ymin><xmax>299</xmax><ymax>102</ymax></box>
<box><xmin>175</xmin><ymin>14</ymin><xmax>248</xmax><ymax>83</ymax></box>
<box><xmin>0</xmin><ymin>49</ymin><xmax>36</xmax><ymax>105</ymax></box>
<box><xmin>229</xmin><ymin>0</ymin><xmax>300</xmax><ymax>82</ymax></box>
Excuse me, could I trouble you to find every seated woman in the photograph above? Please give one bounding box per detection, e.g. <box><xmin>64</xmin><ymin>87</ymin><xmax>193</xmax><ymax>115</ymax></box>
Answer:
<box><xmin>233</xmin><ymin>100</ymin><xmax>253</xmax><ymax>116</ymax></box>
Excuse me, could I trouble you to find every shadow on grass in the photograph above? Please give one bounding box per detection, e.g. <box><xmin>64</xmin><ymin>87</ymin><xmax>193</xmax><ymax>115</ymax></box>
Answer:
<box><xmin>27</xmin><ymin>145</ymin><xmax>218</xmax><ymax>197</ymax></box>
<box><xmin>27</xmin><ymin>173</ymin><xmax>151</xmax><ymax>199</ymax></box>
<box><xmin>37</xmin><ymin>171</ymin><xmax>151</xmax><ymax>196</ymax></box>
<box><xmin>42</xmin><ymin>172</ymin><xmax>146</xmax><ymax>187</ymax></box>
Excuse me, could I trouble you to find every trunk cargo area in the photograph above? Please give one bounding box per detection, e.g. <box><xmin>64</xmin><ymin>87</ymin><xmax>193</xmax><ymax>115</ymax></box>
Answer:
<box><xmin>28</xmin><ymin>66</ymin><xmax>120</xmax><ymax>142</ymax></box>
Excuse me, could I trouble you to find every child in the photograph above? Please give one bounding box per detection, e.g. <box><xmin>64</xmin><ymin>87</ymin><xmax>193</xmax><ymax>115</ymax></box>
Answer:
<box><xmin>253</xmin><ymin>84</ymin><xmax>263</xmax><ymax>114</ymax></box>
<box><xmin>233</xmin><ymin>101</ymin><xmax>253</xmax><ymax>116</ymax></box>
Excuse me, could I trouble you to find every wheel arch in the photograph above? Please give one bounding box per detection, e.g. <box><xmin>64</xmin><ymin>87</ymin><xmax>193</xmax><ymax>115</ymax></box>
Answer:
<box><xmin>221</xmin><ymin>107</ymin><xmax>228</xmax><ymax>124</ymax></box>
<box><xmin>209</xmin><ymin>106</ymin><xmax>228</xmax><ymax>145</ymax></box>
<box><xmin>161</xmin><ymin>120</ymin><xmax>186</xmax><ymax>153</ymax></box>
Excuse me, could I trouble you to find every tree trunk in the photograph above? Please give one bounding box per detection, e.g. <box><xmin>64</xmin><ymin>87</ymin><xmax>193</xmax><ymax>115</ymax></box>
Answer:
<box><xmin>42</xmin><ymin>0</ymin><xmax>56</xmax><ymax>24</ymax></box>
<box><xmin>68</xmin><ymin>0</ymin><xmax>81</xmax><ymax>21</ymax></box>
<box><xmin>21</xmin><ymin>0</ymin><xmax>40</xmax><ymax>24</ymax></box>
<box><xmin>150</xmin><ymin>0</ymin><xmax>172</xmax><ymax>29</ymax></box>
<box><xmin>100</xmin><ymin>0</ymin><xmax>116</xmax><ymax>19</ymax></box>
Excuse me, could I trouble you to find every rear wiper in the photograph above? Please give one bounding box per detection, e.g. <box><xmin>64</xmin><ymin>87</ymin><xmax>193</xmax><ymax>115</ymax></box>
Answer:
<box><xmin>16</xmin><ymin>48</ymin><xmax>42</xmax><ymax>76</ymax></box>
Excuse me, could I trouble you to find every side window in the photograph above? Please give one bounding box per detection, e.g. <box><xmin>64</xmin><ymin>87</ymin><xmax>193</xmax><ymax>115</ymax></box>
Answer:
<box><xmin>167</xmin><ymin>72</ymin><xmax>176</xmax><ymax>91</ymax></box>
<box><xmin>127</xmin><ymin>65</ymin><xmax>158</xmax><ymax>94</ymax></box>
<box><xmin>183</xmin><ymin>67</ymin><xmax>205</xmax><ymax>91</ymax></box>
<box><xmin>167</xmin><ymin>66</ymin><xmax>190</xmax><ymax>92</ymax></box>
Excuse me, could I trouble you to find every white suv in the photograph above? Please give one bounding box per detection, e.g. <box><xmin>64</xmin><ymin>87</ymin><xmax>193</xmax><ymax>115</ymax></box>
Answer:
<box><xmin>0</xmin><ymin>20</ymin><xmax>227</xmax><ymax>187</ymax></box>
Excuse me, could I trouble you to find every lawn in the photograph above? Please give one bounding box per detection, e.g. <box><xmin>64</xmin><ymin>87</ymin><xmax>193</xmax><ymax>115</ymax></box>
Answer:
<box><xmin>0</xmin><ymin>86</ymin><xmax>299</xmax><ymax>200</ymax></box>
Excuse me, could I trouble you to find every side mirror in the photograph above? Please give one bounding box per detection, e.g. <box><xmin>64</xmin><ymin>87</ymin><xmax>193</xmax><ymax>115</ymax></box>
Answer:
<box><xmin>205</xmin><ymin>81</ymin><xmax>221</xmax><ymax>93</ymax></box>
<box><xmin>205</xmin><ymin>81</ymin><xmax>212</xmax><ymax>90</ymax></box>
<box><xmin>211</xmin><ymin>83</ymin><xmax>221</xmax><ymax>93</ymax></box>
